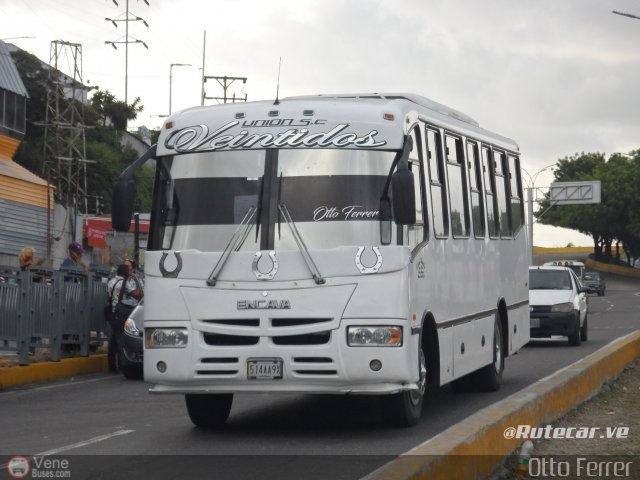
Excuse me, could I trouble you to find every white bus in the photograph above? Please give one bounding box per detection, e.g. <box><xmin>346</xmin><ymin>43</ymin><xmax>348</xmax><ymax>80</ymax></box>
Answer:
<box><xmin>113</xmin><ymin>93</ymin><xmax>530</xmax><ymax>427</ymax></box>
<box><xmin>544</xmin><ymin>260</ymin><xmax>585</xmax><ymax>280</ymax></box>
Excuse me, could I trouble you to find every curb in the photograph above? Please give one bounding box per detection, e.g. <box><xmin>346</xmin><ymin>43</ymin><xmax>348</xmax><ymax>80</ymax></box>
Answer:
<box><xmin>585</xmin><ymin>257</ymin><xmax>640</xmax><ymax>279</ymax></box>
<box><xmin>0</xmin><ymin>354</ymin><xmax>108</xmax><ymax>391</ymax></box>
<box><xmin>366</xmin><ymin>330</ymin><xmax>640</xmax><ymax>480</ymax></box>
<box><xmin>532</xmin><ymin>246</ymin><xmax>592</xmax><ymax>254</ymax></box>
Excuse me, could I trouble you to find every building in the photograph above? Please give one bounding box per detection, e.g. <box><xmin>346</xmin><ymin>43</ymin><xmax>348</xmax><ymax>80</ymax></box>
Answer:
<box><xmin>0</xmin><ymin>40</ymin><xmax>54</xmax><ymax>266</ymax></box>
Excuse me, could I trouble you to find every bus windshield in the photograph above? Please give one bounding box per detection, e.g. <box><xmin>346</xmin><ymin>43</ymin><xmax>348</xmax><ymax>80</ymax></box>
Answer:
<box><xmin>154</xmin><ymin>148</ymin><xmax>397</xmax><ymax>252</ymax></box>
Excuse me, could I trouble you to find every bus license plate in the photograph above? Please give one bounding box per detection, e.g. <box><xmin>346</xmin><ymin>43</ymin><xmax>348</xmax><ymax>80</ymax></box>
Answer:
<box><xmin>530</xmin><ymin>318</ymin><xmax>540</xmax><ymax>328</ymax></box>
<box><xmin>247</xmin><ymin>359</ymin><xmax>283</xmax><ymax>379</ymax></box>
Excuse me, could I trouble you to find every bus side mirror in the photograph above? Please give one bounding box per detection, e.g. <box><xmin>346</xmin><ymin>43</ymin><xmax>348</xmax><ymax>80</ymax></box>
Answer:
<box><xmin>111</xmin><ymin>145</ymin><xmax>157</xmax><ymax>232</ymax></box>
<box><xmin>112</xmin><ymin>176</ymin><xmax>136</xmax><ymax>232</ymax></box>
<box><xmin>379</xmin><ymin>196</ymin><xmax>392</xmax><ymax>245</ymax></box>
<box><xmin>391</xmin><ymin>160</ymin><xmax>416</xmax><ymax>225</ymax></box>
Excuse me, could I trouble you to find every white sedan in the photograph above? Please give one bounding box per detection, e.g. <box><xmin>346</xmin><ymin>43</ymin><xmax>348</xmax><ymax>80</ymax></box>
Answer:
<box><xmin>529</xmin><ymin>266</ymin><xmax>589</xmax><ymax>346</ymax></box>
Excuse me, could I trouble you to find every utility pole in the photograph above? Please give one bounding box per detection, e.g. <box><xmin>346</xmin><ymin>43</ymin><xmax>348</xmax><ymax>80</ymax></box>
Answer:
<box><xmin>203</xmin><ymin>75</ymin><xmax>248</xmax><ymax>104</ymax></box>
<box><xmin>200</xmin><ymin>30</ymin><xmax>206</xmax><ymax>106</ymax></box>
<box><xmin>105</xmin><ymin>0</ymin><xmax>150</xmax><ymax>106</ymax></box>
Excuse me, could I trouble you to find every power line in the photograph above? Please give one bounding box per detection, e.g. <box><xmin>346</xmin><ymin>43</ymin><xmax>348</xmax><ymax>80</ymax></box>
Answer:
<box><xmin>612</xmin><ymin>10</ymin><xmax>640</xmax><ymax>22</ymax></box>
<box><xmin>105</xmin><ymin>0</ymin><xmax>150</xmax><ymax>106</ymax></box>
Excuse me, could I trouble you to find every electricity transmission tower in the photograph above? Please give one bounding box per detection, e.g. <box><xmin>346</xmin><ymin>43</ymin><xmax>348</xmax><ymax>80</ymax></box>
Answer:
<box><xmin>105</xmin><ymin>0</ymin><xmax>150</xmax><ymax>105</ymax></box>
<box><xmin>203</xmin><ymin>75</ymin><xmax>248</xmax><ymax>104</ymax></box>
<box><xmin>38</xmin><ymin>40</ymin><xmax>95</xmax><ymax>218</ymax></box>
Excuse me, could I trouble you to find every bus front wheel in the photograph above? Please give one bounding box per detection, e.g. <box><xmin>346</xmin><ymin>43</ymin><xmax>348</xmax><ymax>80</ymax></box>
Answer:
<box><xmin>185</xmin><ymin>393</ymin><xmax>233</xmax><ymax>428</ymax></box>
<box><xmin>382</xmin><ymin>343</ymin><xmax>426</xmax><ymax>427</ymax></box>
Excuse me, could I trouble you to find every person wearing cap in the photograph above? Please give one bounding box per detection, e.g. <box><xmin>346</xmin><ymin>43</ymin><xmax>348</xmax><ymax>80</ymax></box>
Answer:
<box><xmin>18</xmin><ymin>247</ymin><xmax>35</xmax><ymax>272</ymax></box>
<box><xmin>61</xmin><ymin>241</ymin><xmax>89</xmax><ymax>278</ymax></box>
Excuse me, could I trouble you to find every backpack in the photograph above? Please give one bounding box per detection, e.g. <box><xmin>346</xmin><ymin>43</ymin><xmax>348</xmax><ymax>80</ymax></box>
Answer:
<box><xmin>104</xmin><ymin>278</ymin><xmax>123</xmax><ymax>323</ymax></box>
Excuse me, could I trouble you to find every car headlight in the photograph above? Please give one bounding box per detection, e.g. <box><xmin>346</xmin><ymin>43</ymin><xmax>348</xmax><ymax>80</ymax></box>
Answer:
<box><xmin>551</xmin><ymin>302</ymin><xmax>574</xmax><ymax>313</ymax></box>
<box><xmin>145</xmin><ymin>328</ymin><xmax>189</xmax><ymax>348</ymax></box>
<box><xmin>124</xmin><ymin>318</ymin><xmax>141</xmax><ymax>337</ymax></box>
<box><xmin>347</xmin><ymin>326</ymin><xmax>402</xmax><ymax>347</ymax></box>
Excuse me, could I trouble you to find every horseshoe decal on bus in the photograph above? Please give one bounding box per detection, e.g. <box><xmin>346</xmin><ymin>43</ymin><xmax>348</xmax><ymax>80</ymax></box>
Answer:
<box><xmin>159</xmin><ymin>252</ymin><xmax>183</xmax><ymax>278</ymax></box>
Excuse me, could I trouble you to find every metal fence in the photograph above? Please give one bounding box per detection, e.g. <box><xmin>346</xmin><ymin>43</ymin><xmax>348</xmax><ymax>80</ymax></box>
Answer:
<box><xmin>0</xmin><ymin>265</ymin><xmax>111</xmax><ymax>365</ymax></box>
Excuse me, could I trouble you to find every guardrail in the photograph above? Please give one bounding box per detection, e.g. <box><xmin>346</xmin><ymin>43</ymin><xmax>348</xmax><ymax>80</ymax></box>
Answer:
<box><xmin>0</xmin><ymin>265</ymin><xmax>111</xmax><ymax>365</ymax></box>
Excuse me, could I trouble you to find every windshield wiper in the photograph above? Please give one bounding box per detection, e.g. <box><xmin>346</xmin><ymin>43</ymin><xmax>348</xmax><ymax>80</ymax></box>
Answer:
<box><xmin>207</xmin><ymin>206</ymin><xmax>257</xmax><ymax>286</ymax></box>
<box><xmin>278</xmin><ymin>203</ymin><xmax>325</xmax><ymax>285</ymax></box>
<box><xmin>255</xmin><ymin>176</ymin><xmax>265</xmax><ymax>243</ymax></box>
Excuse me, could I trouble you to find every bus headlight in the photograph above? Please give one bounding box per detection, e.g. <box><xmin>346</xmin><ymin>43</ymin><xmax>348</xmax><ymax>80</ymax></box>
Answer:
<box><xmin>347</xmin><ymin>326</ymin><xmax>402</xmax><ymax>347</ymax></box>
<box><xmin>145</xmin><ymin>328</ymin><xmax>189</xmax><ymax>348</ymax></box>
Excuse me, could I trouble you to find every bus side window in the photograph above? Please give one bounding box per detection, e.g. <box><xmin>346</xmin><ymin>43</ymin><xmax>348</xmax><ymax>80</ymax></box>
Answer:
<box><xmin>508</xmin><ymin>154</ymin><xmax>524</xmax><ymax>232</ymax></box>
<box><xmin>407</xmin><ymin>126</ymin><xmax>427</xmax><ymax>247</ymax></box>
<box><xmin>466</xmin><ymin>140</ymin><xmax>486</xmax><ymax>238</ymax></box>
<box><xmin>493</xmin><ymin>149</ymin><xmax>511</xmax><ymax>237</ymax></box>
<box><xmin>445</xmin><ymin>134</ymin><xmax>469</xmax><ymax>237</ymax></box>
<box><xmin>425</xmin><ymin>127</ymin><xmax>448</xmax><ymax>238</ymax></box>
<box><xmin>482</xmin><ymin>146</ymin><xmax>499</xmax><ymax>238</ymax></box>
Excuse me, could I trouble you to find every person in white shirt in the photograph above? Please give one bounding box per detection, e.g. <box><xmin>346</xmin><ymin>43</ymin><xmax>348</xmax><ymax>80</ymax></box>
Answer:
<box><xmin>106</xmin><ymin>264</ymin><xmax>142</xmax><ymax>373</ymax></box>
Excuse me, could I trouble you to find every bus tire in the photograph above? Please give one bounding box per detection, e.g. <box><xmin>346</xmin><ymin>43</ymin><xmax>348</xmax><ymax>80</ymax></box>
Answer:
<box><xmin>383</xmin><ymin>343</ymin><xmax>426</xmax><ymax>427</ymax></box>
<box><xmin>474</xmin><ymin>314</ymin><xmax>504</xmax><ymax>392</ymax></box>
<box><xmin>185</xmin><ymin>393</ymin><xmax>233</xmax><ymax>428</ymax></box>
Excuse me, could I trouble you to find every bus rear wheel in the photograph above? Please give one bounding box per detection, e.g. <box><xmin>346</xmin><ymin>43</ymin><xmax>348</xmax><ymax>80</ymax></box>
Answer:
<box><xmin>473</xmin><ymin>314</ymin><xmax>504</xmax><ymax>392</ymax></box>
<box><xmin>383</xmin><ymin>344</ymin><xmax>426</xmax><ymax>427</ymax></box>
<box><xmin>185</xmin><ymin>393</ymin><xmax>233</xmax><ymax>428</ymax></box>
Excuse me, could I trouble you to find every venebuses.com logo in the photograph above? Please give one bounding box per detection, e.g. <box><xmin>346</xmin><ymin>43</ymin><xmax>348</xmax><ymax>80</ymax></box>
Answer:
<box><xmin>7</xmin><ymin>456</ymin><xmax>30</xmax><ymax>479</ymax></box>
<box><xmin>6</xmin><ymin>456</ymin><xmax>71</xmax><ymax>478</ymax></box>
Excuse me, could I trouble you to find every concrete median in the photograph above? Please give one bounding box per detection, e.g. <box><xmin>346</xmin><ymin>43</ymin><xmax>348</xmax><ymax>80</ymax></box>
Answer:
<box><xmin>366</xmin><ymin>330</ymin><xmax>640</xmax><ymax>480</ymax></box>
<box><xmin>0</xmin><ymin>354</ymin><xmax>108</xmax><ymax>391</ymax></box>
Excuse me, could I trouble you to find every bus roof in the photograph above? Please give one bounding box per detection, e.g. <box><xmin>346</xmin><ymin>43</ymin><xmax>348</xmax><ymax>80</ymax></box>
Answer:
<box><xmin>157</xmin><ymin>93</ymin><xmax>519</xmax><ymax>156</ymax></box>
<box><xmin>543</xmin><ymin>260</ymin><xmax>585</xmax><ymax>267</ymax></box>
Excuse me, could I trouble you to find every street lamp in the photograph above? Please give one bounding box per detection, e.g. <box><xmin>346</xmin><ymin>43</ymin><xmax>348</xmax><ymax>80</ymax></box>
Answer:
<box><xmin>522</xmin><ymin>163</ymin><xmax>556</xmax><ymax>264</ymax></box>
<box><xmin>1</xmin><ymin>36</ymin><xmax>36</xmax><ymax>41</ymax></box>
<box><xmin>169</xmin><ymin>63</ymin><xmax>191</xmax><ymax>115</ymax></box>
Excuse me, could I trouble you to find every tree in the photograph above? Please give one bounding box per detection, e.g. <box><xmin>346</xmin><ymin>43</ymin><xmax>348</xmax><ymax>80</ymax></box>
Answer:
<box><xmin>536</xmin><ymin>151</ymin><xmax>640</xmax><ymax>263</ymax></box>
<box><xmin>89</xmin><ymin>90</ymin><xmax>143</xmax><ymax>131</ymax></box>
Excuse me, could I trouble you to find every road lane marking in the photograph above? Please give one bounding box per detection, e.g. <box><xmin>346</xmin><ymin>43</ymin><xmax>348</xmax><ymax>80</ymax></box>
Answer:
<box><xmin>0</xmin><ymin>429</ymin><xmax>134</xmax><ymax>469</ymax></box>
<box><xmin>35</xmin><ymin>429</ymin><xmax>135</xmax><ymax>456</ymax></box>
<box><xmin>0</xmin><ymin>376</ymin><xmax>117</xmax><ymax>398</ymax></box>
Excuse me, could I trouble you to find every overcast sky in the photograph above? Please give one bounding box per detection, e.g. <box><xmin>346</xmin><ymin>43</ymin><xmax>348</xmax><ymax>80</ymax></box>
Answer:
<box><xmin>3</xmin><ymin>0</ymin><xmax>639</xmax><ymax>246</ymax></box>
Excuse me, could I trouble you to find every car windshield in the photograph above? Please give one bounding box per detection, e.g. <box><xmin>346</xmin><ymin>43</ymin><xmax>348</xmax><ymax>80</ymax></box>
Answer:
<box><xmin>584</xmin><ymin>273</ymin><xmax>599</xmax><ymax>281</ymax></box>
<box><xmin>529</xmin><ymin>269</ymin><xmax>572</xmax><ymax>290</ymax></box>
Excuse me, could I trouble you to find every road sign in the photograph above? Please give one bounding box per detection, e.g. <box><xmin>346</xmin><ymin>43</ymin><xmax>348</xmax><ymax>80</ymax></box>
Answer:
<box><xmin>549</xmin><ymin>181</ymin><xmax>601</xmax><ymax>205</ymax></box>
